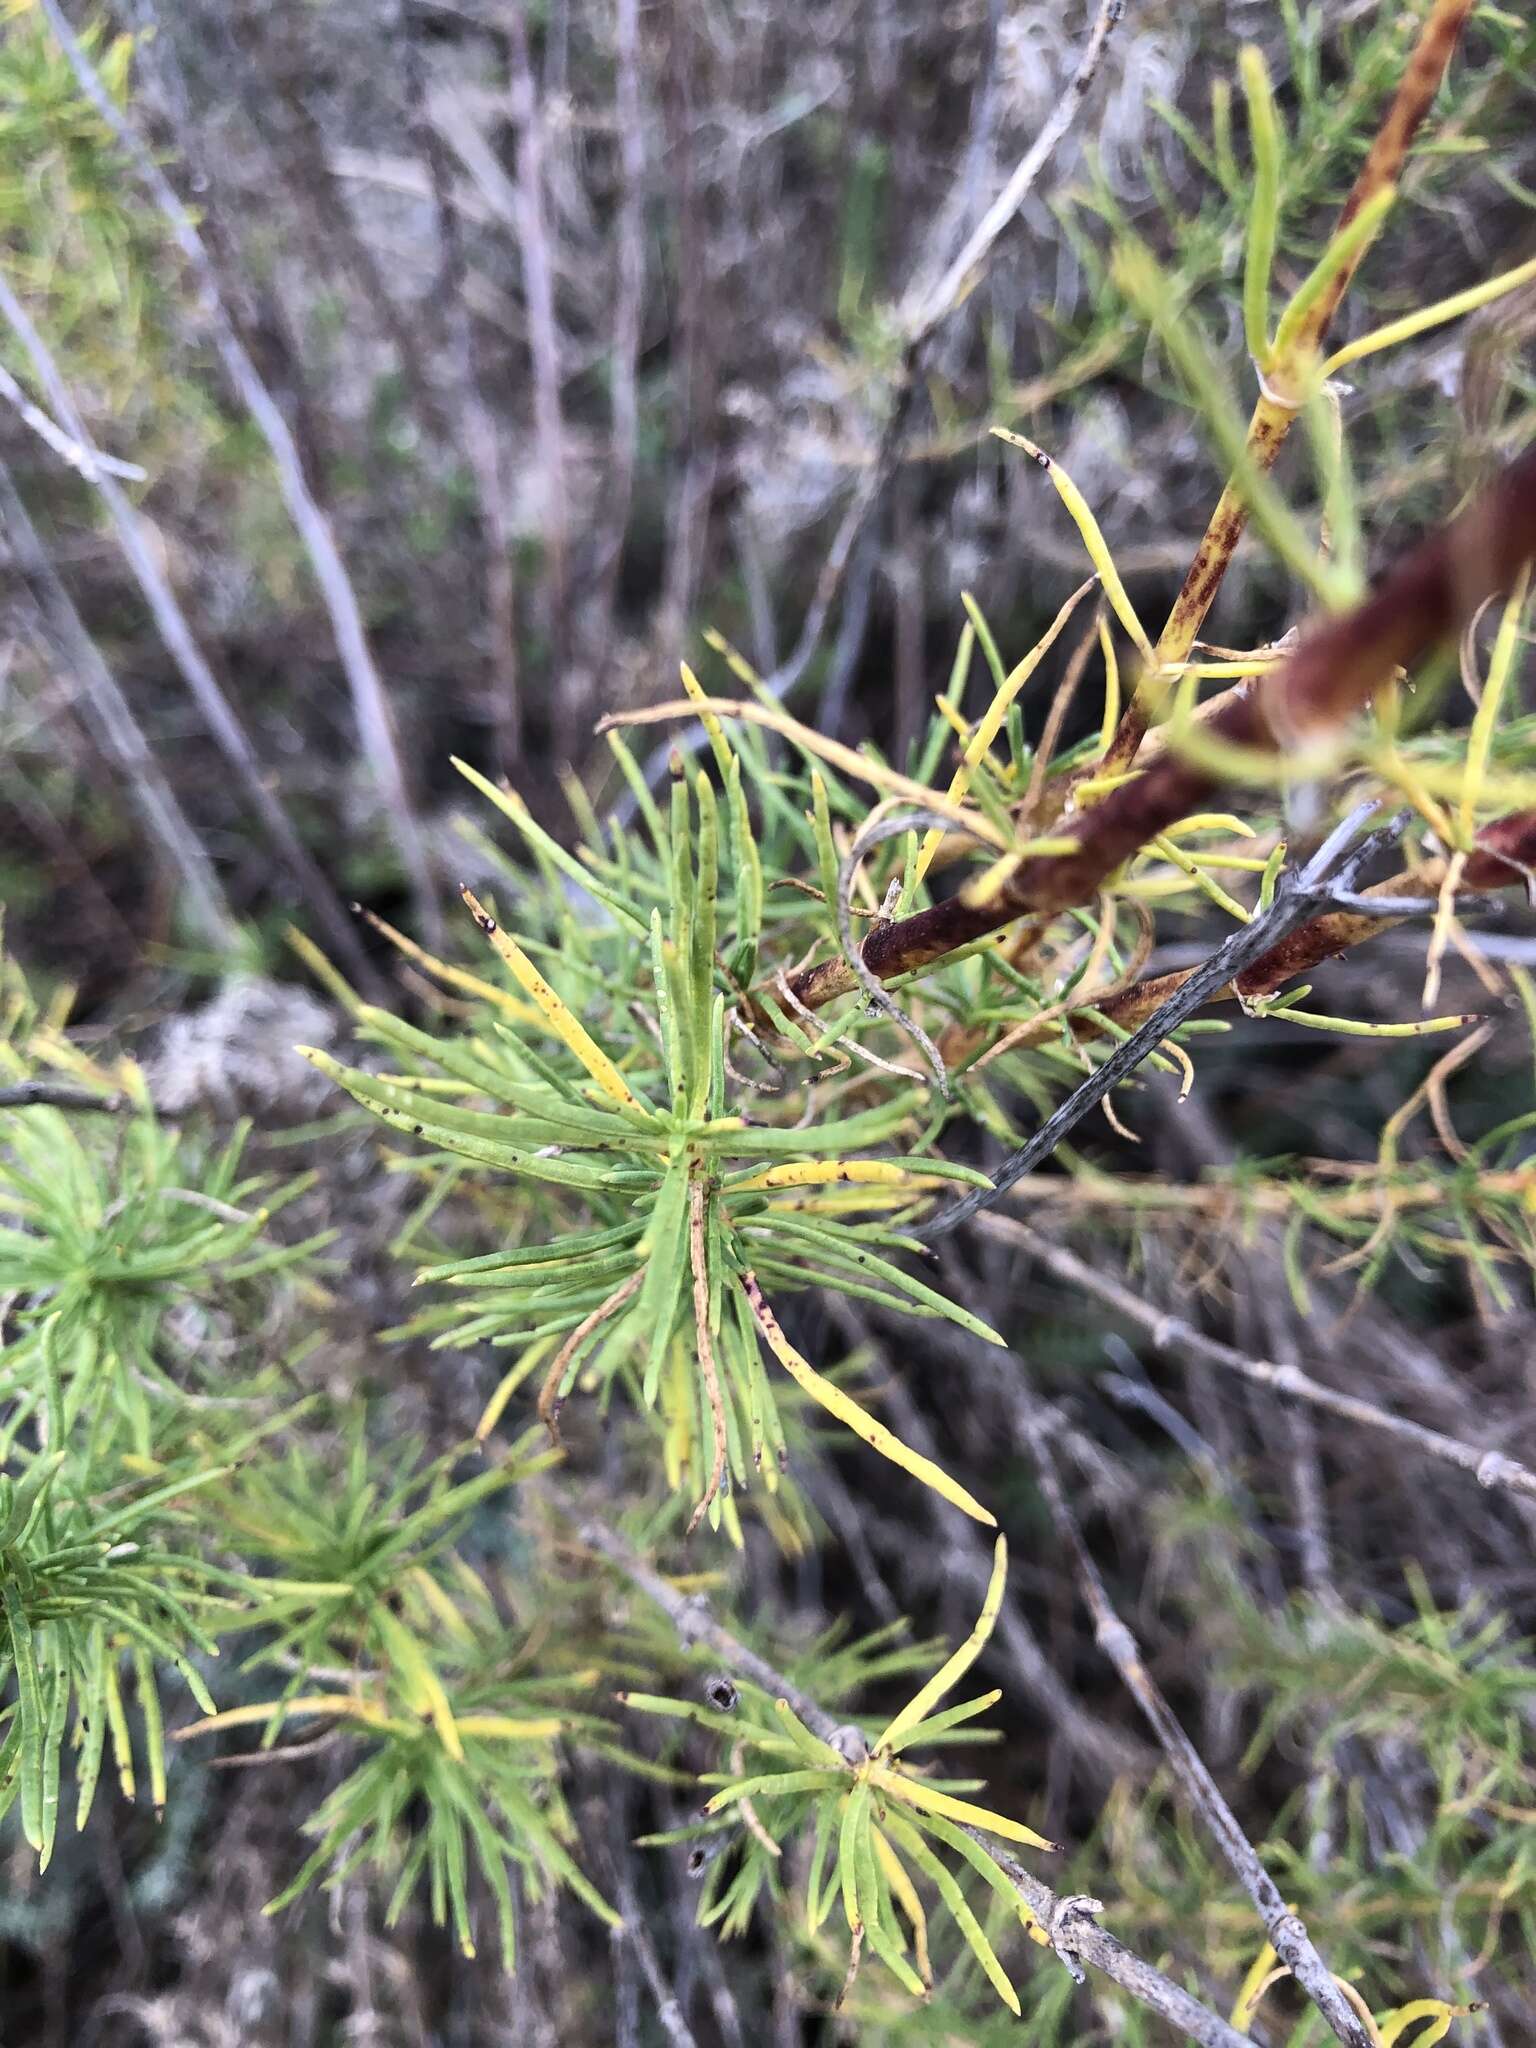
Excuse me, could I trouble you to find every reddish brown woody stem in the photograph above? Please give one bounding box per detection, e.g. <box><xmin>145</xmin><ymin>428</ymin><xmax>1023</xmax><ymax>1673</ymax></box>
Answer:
<box><xmin>787</xmin><ymin>442</ymin><xmax>1536</xmax><ymax>1012</ymax></box>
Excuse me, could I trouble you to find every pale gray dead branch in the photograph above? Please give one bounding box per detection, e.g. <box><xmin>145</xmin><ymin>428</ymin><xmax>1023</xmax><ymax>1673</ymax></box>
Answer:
<box><xmin>0</xmin><ymin>458</ymin><xmax>237</xmax><ymax>951</ymax></box>
<box><xmin>0</xmin><ymin>267</ymin><xmax>377</xmax><ymax>991</ymax></box>
<box><xmin>628</xmin><ymin>0</ymin><xmax>1129</xmax><ymax>798</ymax></box>
<box><xmin>1024</xmin><ymin>1417</ymin><xmax>1374</xmax><ymax>2048</ymax></box>
<box><xmin>36</xmin><ymin>0</ymin><xmax>441</xmax><ymax>948</ymax></box>
<box><xmin>984</xmin><ymin>1214</ymin><xmax>1536</xmax><ymax>1506</ymax></box>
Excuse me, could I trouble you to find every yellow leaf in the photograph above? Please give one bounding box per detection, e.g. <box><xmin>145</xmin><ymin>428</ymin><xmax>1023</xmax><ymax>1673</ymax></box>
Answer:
<box><xmin>874</xmin><ymin>1766</ymin><xmax>1056</xmax><ymax>1851</ymax></box>
<box><xmin>451</xmin><ymin>1716</ymin><xmax>565</xmax><ymax>1741</ymax></box>
<box><xmin>992</xmin><ymin>429</ymin><xmax>1155</xmax><ymax>664</ymax></box>
<box><xmin>351</xmin><ymin>905</ymin><xmax>541</xmax><ymax>1024</ymax></box>
<box><xmin>876</xmin><ymin>1535</ymin><xmax>1007</xmax><ymax>1752</ymax></box>
<box><xmin>374</xmin><ymin>1611</ymin><xmax>464</xmax><ymax>1761</ymax></box>
<box><xmin>459</xmin><ymin>888</ymin><xmax>645</xmax><ymax>1113</ymax></box>
<box><xmin>1322</xmin><ymin>252</ymin><xmax>1536</xmax><ymax>379</ymax></box>
<box><xmin>730</xmin><ymin>1161</ymin><xmax>949</xmax><ymax>1193</ymax></box>
<box><xmin>1459</xmin><ymin>571</ymin><xmax>1529</xmax><ymax>845</ymax></box>
<box><xmin>1378</xmin><ymin>2000</ymin><xmax>1480</xmax><ymax>2048</ymax></box>
<box><xmin>872</xmin><ymin>1827</ymin><xmax>931</xmax><ymax>1987</ymax></box>
<box><xmin>914</xmin><ymin>579</ymin><xmax>1095</xmax><ymax>886</ymax></box>
<box><xmin>176</xmin><ymin>1694</ymin><xmax>397</xmax><ymax>1739</ymax></box>
<box><xmin>1158</xmin><ymin>813</ymin><xmax>1256</xmax><ymax>840</ymax></box>
<box><xmin>1229</xmin><ymin>1934</ymin><xmax>1281</xmax><ymax>2032</ymax></box>
<box><xmin>741</xmin><ymin>1272</ymin><xmax>995</xmax><ymax>1526</ymax></box>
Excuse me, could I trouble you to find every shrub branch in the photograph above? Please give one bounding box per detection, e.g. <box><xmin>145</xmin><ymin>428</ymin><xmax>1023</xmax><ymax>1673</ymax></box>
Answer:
<box><xmin>581</xmin><ymin>1513</ymin><xmax>1255</xmax><ymax>2048</ymax></box>
<box><xmin>786</xmin><ymin>441</ymin><xmax>1536</xmax><ymax>1013</ymax></box>
<box><xmin>917</xmin><ymin>806</ymin><xmax>1421</xmax><ymax>1237</ymax></box>
<box><xmin>989</xmin><ymin>805</ymin><xmax>1536</xmax><ymax>1055</ymax></box>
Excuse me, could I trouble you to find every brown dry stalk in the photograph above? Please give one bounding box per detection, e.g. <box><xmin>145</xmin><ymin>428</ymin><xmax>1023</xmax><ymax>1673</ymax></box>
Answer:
<box><xmin>537</xmin><ymin>1267</ymin><xmax>644</xmax><ymax>1440</ymax></box>
<box><xmin>1100</xmin><ymin>0</ymin><xmax>1475</xmax><ymax>772</ymax></box>
<box><xmin>786</xmin><ymin>442</ymin><xmax>1536</xmax><ymax>1013</ymax></box>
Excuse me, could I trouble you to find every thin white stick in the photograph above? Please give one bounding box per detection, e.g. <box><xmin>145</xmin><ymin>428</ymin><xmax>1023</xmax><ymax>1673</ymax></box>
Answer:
<box><xmin>904</xmin><ymin>0</ymin><xmax>1125</xmax><ymax>347</ymax></box>
<box><xmin>0</xmin><ymin>459</ymin><xmax>237</xmax><ymax>951</ymax></box>
<box><xmin>0</xmin><ymin>362</ymin><xmax>146</xmax><ymax>483</ymax></box>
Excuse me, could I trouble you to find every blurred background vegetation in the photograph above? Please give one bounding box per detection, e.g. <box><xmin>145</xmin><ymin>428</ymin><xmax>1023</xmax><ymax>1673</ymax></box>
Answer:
<box><xmin>4</xmin><ymin>2</ymin><xmax>1536</xmax><ymax>2045</ymax></box>
<box><xmin>4</xmin><ymin>0</ymin><xmax>1532</xmax><ymax>993</ymax></box>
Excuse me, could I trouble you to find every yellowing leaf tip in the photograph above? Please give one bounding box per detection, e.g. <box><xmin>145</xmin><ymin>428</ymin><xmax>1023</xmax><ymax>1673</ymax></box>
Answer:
<box><xmin>991</xmin><ymin>426</ymin><xmax>1048</xmax><ymax>467</ymax></box>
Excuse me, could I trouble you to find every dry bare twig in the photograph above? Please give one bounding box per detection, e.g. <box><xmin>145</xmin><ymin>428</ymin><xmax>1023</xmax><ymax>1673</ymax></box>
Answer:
<box><xmin>0</xmin><ymin>1083</ymin><xmax>136</xmax><ymax>1115</ymax></box>
<box><xmin>918</xmin><ymin>805</ymin><xmax>1417</xmax><ymax>1237</ymax></box>
<box><xmin>0</xmin><ymin>459</ymin><xmax>238</xmax><ymax>952</ymax></box>
<box><xmin>984</xmin><ymin>1215</ymin><xmax>1536</xmax><ymax>1507</ymax></box>
<box><xmin>1023</xmin><ymin>1423</ymin><xmax>1375</xmax><ymax>2048</ymax></box>
<box><xmin>0</xmin><ymin>358</ymin><xmax>145</xmax><ymax>483</ymax></box>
